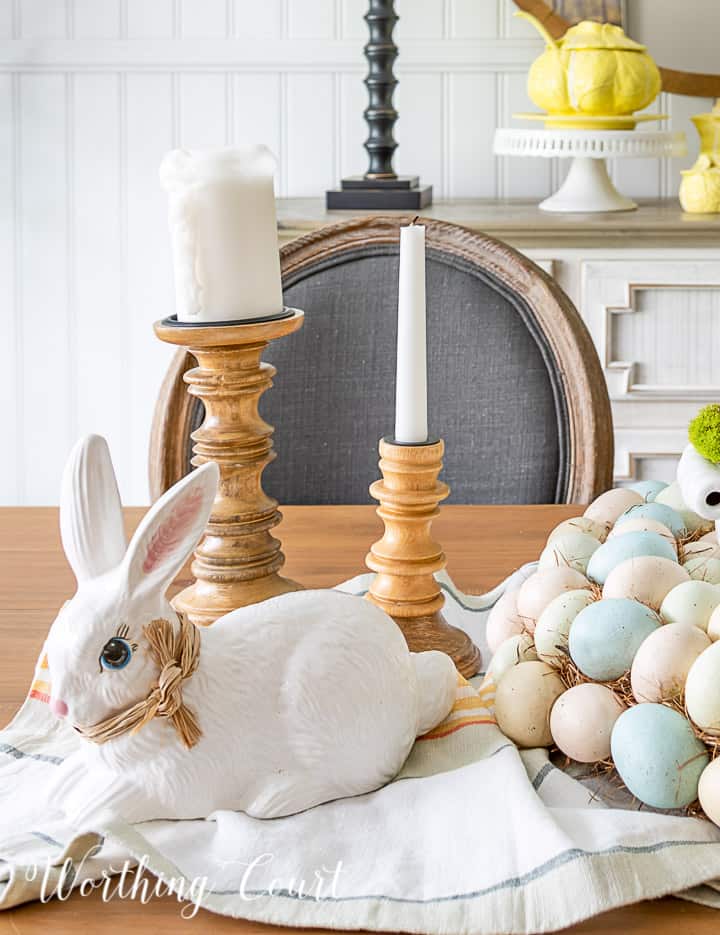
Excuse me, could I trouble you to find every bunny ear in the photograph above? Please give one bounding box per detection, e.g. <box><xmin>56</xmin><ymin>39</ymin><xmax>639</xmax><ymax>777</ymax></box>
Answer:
<box><xmin>123</xmin><ymin>462</ymin><xmax>218</xmax><ymax>600</ymax></box>
<box><xmin>60</xmin><ymin>435</ymin><xmax>127</xmax><ymax>583</ymax></box>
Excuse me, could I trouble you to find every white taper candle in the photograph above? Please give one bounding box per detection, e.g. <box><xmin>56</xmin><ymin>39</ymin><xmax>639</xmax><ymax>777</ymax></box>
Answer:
<box><xmin>394</xmin><ymin>222</ymin><xmax>428</xmax><ymax>444</ymax></box>
<box><xmin>159</xmin><ymin>146</ymin><xmax>283</xmax><ymax>323</ymax></box>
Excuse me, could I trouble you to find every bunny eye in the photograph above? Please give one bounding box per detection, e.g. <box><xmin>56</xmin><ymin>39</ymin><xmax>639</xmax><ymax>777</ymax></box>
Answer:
<box><xmin>100</xmin><ymin>637</ymin><xmax>133</xmax><ymax>671</ymax></box>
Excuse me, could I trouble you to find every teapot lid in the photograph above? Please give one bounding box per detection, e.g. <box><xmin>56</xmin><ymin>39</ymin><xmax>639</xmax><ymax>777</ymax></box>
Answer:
<box><xmin>559</xmin><ymin>21</ymin><xmax>647</xmax><ymax>52</ymax></box>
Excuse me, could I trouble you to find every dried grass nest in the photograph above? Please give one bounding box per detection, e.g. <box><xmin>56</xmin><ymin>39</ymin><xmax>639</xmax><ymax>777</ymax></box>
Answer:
<box><xmin>524</xmin><ymin>523</ymin><xmax>720</xmax><ymax>819</ymax></box>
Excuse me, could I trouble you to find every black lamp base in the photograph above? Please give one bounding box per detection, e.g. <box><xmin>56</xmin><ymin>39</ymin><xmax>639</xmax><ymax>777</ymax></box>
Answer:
<box><xmin>326</xmin><ymin>176</ymin><xmax>433</xmax><ymax>210</ymax></box>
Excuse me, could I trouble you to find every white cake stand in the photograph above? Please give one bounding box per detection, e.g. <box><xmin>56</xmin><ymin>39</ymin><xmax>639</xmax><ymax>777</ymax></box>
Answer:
<box><xmin>493</xmin><ymin>129</ymin><xmax>686</xmax><ymax>212</ymax></box>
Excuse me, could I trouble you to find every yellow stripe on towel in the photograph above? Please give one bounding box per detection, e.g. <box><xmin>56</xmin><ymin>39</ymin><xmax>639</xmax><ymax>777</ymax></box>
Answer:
<box><xmin>28</xmin><ymin>649</ymin><xmax>51</xmax><ymax>705</ymax></box>
<box><xmin>419</xmin><ymin>714</ymin><xmax>496</xmax><ymax>741</ymax></box>
<box><xmin>418</xmin><ymin>673</ymin><xmax>496</xmax><ymax>741</ymax></box>
<box><xmin>453</xmin><ymin>695</ymin><xmax>490</xmax><ymax>711</ymax></box>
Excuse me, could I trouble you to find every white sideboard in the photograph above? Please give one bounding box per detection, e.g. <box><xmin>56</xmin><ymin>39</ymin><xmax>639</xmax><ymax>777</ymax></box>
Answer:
<box><xmin>277</xmin><ymin>199</ymin><xmax>720</xmax><ymax>485</ymax></box>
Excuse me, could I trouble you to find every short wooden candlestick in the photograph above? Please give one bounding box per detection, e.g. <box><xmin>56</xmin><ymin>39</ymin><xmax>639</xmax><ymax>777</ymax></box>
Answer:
<box><xmin>365</xmin><ymin>437</ymin><xmax>481</xmax><ymax>678</ymax></box>
<box><xmin>153</xmin><ymin>309</ymin><xmax>304</xmax><ymax>626</ymax></box>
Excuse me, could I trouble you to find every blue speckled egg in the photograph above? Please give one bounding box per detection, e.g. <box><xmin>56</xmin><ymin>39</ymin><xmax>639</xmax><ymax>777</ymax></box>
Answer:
<box><xmin>628</xmin><ymin>480</ymin><xmax>668</xmax><ymax>503</ymax></box>
<box><xmin>614</xmin><ymin>502</ymin><xmax>686</xmax><ymax>538</ymax></box>
<box><xmin>569</xmin><ymin>598</ymin><xmax>660</xmax><ymax>680</ymax></box>
<box><xmin>586</xmin><ymin>530</ymin><xmax>677</xmax><ymax>585</ymax></box>
<box><xmin>611</xmin><ymin>703</ymin><xmax>708</xmax><ymax>809</ymax></box>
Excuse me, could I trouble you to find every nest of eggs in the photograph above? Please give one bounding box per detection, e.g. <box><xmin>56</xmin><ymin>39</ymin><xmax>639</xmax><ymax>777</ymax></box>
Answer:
<box><xmin>487</xmin><ymin>480</ymin><xmax>720</xmax><ymax>825</ymax></box>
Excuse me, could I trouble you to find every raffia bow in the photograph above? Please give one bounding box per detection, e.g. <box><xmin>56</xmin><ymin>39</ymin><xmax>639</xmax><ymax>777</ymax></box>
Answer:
<box><xmin>77</xmin><ymin>615</ymin><xmax>202</xmax><ymax>750</ymax></box>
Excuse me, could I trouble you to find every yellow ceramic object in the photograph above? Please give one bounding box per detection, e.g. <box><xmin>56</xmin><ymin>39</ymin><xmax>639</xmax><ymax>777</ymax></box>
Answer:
<box><xmin>680</xmin><ymin>103</ymin><xmax>720</xmax><ymax>213</ymax></box>
<box><xmin>517</xmin><ymin>12</ymin><xmax>661</xmax><ymax>129</ymax></box>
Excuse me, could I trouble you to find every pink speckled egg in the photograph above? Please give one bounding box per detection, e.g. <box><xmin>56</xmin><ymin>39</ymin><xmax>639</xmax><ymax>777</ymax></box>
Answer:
<box><xmin>699</xmin><ymin>758</ymin><xmax>720</xmax><ymax>827</ymax></box>
<box><xmin>707</xmin><ymin>603</ymin><xmax>720</xmax><ymax>641</ymax></box>
<box><xmin>584</xmin><ymin>488</ymin><xmax>643</xmax><ymax>527</ymax></box>
<box><xmin>487</xmin><ymin>590</ymin><xmax>524</xmax><ymax>653</ymax></box>
<box><xmin>602</xmin><ymin>556</ymin><xmax>690</xmax><ymax>610</ymax></box>
<box><xmin>631</xmin><ymin>622</ymin><xmax>711</xmax><ymax>703</ymax></box>
<box><xmin>550</xmin><ymin>683</ymin><xmax>625</xmax><ymax>763</ymax></box>
<box><xmin>608</xmin><ymin>518</ymin><xmax>676</xmax><ymax>552</ymax></box>
<box><xmin>516</xmin><ymin>567</ymin><xmax>590</xmax><ymax>633</ymax></box>
<box><xmin>548</xmin><ymin>516</ymin><xmax>608</xmax><ymax>544</ymax></box>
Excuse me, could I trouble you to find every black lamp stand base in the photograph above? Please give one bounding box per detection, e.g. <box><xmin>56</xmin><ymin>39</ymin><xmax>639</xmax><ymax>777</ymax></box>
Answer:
<box><xmin>326</xmin><ymin>176</ymin><xmax>433</xmax><ymax>210</ymax></box>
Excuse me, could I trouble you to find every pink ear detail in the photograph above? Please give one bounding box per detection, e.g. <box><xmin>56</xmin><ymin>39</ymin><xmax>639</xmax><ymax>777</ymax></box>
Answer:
<box><xmin>142</xmin><ymin>486</ymin><xmax>205</xmax><ymax>575</ymax></box>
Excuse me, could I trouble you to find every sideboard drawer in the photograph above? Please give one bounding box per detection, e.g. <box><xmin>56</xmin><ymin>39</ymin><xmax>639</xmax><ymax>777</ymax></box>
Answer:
<box><xmin>581</xmin><ymin>258</ymin><xmax>720</xmax><ymax>482</ymax></box>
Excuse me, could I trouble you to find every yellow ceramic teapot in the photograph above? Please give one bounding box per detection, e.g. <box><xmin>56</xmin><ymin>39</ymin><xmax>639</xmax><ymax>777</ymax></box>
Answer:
<box><xmin>517</xmin><ymin>12</ymin><xmax>661</xmax><ymax>128</ymax></box>
<box><xmin>679</xmin><ymin>101</ymin><xmax>720</xmax><ymax>213</ymax></box>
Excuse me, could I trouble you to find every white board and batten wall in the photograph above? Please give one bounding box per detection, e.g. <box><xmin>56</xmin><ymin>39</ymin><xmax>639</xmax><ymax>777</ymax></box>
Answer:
<box><xmin>0</xmin><ymin>0</ymin><xmax>716</xmax><ymax>505</ymax></box>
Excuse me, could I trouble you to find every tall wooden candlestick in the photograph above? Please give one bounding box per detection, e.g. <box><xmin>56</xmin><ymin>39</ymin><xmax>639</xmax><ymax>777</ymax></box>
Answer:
<box><xmin>365</xmin><ymin>437</ymin><xmax>481</xmax><ymax>678</ymax></box>
<box><xmin>154</xmin><ymin>310</ymin><xmax>304</xmax><ymax>626</ymax></box>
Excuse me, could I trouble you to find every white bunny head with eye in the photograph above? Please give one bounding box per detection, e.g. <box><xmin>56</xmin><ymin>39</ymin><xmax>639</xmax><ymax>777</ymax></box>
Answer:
<box><xmin>45</xmin><ymin>435</ymin><xmax>218</xmax><ymax>733</ymax></box>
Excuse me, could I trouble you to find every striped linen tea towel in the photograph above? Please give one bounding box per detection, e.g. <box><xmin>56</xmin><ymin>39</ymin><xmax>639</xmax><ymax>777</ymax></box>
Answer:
<box><xmin>2</xmin><ymin>567</ymin><xmax>720</xmax><ymax>932</ymax></box>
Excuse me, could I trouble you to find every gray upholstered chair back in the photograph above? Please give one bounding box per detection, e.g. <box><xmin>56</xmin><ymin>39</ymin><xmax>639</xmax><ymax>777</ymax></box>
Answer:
<box><xmin>150</xmin><ymin>217</ymin><xmax>613</xmax><ymax>505</ymax></box>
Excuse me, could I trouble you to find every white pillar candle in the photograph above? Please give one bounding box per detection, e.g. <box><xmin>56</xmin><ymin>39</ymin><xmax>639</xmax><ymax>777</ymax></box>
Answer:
<box><xmin>394</xmin><ymin>222</ymin><xmax>428</xmax><ymax>444</ymax></box>
<box><xmin>159</xmin><ymin>146</ymin><xmax>284</xmax><ymax>323</ymax></box>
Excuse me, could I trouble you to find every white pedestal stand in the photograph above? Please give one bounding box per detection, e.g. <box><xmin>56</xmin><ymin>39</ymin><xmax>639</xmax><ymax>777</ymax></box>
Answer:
<box><xmin>493</xmin><ymin>129</ymin><xmax>686</xmax><ymax>213</ymax></box>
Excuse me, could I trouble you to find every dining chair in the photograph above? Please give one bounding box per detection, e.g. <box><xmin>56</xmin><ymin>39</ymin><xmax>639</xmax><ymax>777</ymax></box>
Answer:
<box><xmin>149</xmin><ymin>216</ymin><xmax>613</xmax><ymax>505</ymax></box>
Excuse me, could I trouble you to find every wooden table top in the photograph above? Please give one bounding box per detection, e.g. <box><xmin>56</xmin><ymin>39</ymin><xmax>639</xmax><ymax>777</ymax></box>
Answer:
<box><xmin>0</xmin><ymin>504</ymin><xmax>717</xmax><ymax>934</ymax></box>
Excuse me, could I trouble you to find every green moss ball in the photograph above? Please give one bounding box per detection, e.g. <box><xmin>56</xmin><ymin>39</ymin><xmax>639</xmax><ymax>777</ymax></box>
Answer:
<box><xmin>689</xmin><ymin>404</ymin><xmax>720</xmax><ymax>463</ymax></box>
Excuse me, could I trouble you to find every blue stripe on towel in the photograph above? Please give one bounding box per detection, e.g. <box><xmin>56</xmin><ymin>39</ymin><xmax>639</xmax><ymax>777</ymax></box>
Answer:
<box><xmin>348</xmin><ymin>584</ymin><xmax>501</xmax><ymax>614</ymax></box>
<box><xmin>30</xmin><ymin>831</ymin><xmax>62</xmax><ymax>848</ymax></box>
<box><xmin>532</xmin><ymin>763</ymin><xmax>554</xmax><ymax>791</ymax></box>
<box><xmin>0</xmin><ymin>743</ymin><xmax>63</xmax><ymax>765</ymax></box>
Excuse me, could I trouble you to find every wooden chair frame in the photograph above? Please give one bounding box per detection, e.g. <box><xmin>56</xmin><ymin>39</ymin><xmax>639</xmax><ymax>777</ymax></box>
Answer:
<box><xmin>149</xmin><ymin>216</ymin><xmax>613</xmax><ymax>504</ymax></box>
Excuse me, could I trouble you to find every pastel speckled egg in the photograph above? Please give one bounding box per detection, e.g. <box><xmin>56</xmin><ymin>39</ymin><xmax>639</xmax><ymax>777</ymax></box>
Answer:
<box><xmin>539</xmin><ymin>532</ymin><xmax>600</xmax><ymax>575</ymax></box>
<box><xmin>569</xmin><ymin>598</ymin><xmax>660</xmax><ymax>680</ymax></box>
<box><xmin>516</xmin><ymin>567</ymin><xmax>589</xmax><ymax>633</ymax></box>
<box><xmin>701</xmin><ymin>530</ymin><xmax>719</xmax><ymax>545</ymax></box>
<box><xmin>534</xmin><ymin>589</ymin><xmax>595</xmax><ymax>663</ymax></box>
<box><xmin>494</xmin><ymin>661</ymin><xmax>565</xmax><ymax>748</ymax></box>
<box><xmin>655</xmin><ymin>481</ymin><xmax>711</xmax><ymax>533</ymax></box>
<box><xmin>660</xmin><ymin>580</ymin><xmax>720</xmax><ymax>631</ymax></box>
<box><xmin>584</xmin><ymin>488</ymin><xmax>643</xmax><ymax>527</ymax></box>
<box><xmin>486</xmin><ymin>590</ymin><xmax>524</xmax><ymax>653</ymax></box>
<box><xmin>698</xmin><ymin>758</ymin><xmax>720</xmax><ymax>828</ymax></box>
<box><xmin>614</xmin><ymin>502</ymin><xmax>686</xmax><ymax>538</ymax></box>
<box><xmin>611</xmin><ymin>704</ymin><xmax>709</xmax><ymax>809</ymax></box>
<box><xmin>602</xmin><ymin>556</ymin><xmax>690</xmax><ymax>610</ymax></box>
<box><xmin>686</xmin><ymin>641</ymin><xmax>720</xmax><ymax>733</ymax></box>
<box><xmin>548</xmin><ymin>516</ymin><xmax>607</xmax><ymax>544</ymax></box>
<box><xmin>708</xmin><ymin>604</ymin><xmax>720</xmax><ymax>641</ymax></box>
<box><xmin>682</xmin><ymin>540</ymin><xmax>720</xmax><ymax>561</ymax></box>
<box><xmin>586</xmin><ymin>531</ymin><xmax>677</xmax><ymax>586</ymax></box>
<box><xmin>550</xmin><ymin>684</ymin><xmax>625</xmax><ymax>763</ymax></box>
<box><xmin>683</xmin><ymin>556</ymin><xmax>720</xmax><ymax>585</ymax></box>
<box><xmin>630</xmin><ymin>623</ymin><xmax>710</xmax><ymax>703</ymax></box>
<box><xmin>486</xmin><ymin>633</ymin><xmax>538</xmax><ymax>686</ymax></box>
<box><xmin>607</xmin><ymin>518</ymin><xmax>676</xmax><ymax>550</ymax></box>
<box><xmin>628</xmin><ymin>480</ymin><xmax>668</xmax><ymax>502</ymax></box>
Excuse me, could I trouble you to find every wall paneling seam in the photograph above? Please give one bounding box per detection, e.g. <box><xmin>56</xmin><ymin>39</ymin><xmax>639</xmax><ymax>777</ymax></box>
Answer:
<box><xmin>12</xmin><ymin>72</ymin><xmax>24</xmax><ymax>503</ymax></box>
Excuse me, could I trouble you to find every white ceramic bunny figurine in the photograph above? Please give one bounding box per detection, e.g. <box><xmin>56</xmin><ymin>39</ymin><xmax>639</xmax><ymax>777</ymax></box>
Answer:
<box><xmin>45</xmin><ymin>435</ymin><xmax>457</xmax><ymax>825</ymax></box>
